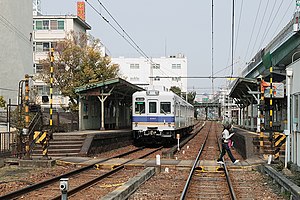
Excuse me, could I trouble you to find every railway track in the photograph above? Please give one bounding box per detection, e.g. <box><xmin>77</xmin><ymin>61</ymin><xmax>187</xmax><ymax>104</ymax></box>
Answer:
<box><xmin>180</xmin><ymin>121</ymin><xmax>237</xmax><ymax>200</ymax></box>
<box><xmin>0</xmin><ymin>146</ymin><xmax>163</xmax><ymax>199</ymax></box>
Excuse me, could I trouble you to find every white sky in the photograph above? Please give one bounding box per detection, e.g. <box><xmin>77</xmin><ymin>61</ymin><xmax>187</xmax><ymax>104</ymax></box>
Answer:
<box><xmin>41</xmin><ymin>0</ymin><xmax>296</xmax><ymax>98</ymax></box>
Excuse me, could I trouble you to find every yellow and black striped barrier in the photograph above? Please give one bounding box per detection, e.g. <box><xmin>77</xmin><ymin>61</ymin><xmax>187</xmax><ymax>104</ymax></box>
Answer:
<box><xmin>274</xmin><ymin>132</ymin><xmax>286</xmax><ymax>160</ymax></box>
<box><xmin>34</xmin><ymin>131</ymin><xmax>50</xmax><ymax>159</ymax></box>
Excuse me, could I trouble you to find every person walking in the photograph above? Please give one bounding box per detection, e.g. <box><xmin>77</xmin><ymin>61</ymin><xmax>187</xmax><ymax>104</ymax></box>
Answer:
<box><xmin>217</xmin><ymin>122</ymin><xmax>239</xmax><ymax>165</ymax></box>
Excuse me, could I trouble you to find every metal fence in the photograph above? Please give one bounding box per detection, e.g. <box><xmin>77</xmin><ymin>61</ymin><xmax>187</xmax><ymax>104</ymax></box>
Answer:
<box><xmin>0</xmin><ymin>131</ymin><xmax>16</xmax><ymax>157</ymax></box>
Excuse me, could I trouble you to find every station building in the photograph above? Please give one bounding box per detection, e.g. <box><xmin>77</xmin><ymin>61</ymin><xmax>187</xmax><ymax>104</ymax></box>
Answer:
<box><xmin>0</xmin><ymin>0</ymin><xmax>32</xmax><ymax>103</ymax></box>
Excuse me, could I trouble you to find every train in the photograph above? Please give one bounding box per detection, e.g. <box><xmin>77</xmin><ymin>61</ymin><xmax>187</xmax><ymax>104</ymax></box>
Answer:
<box><xmin>132</xmin><ymin>90</ymin><xmax>194</xmax><ymax>144</ymax></box>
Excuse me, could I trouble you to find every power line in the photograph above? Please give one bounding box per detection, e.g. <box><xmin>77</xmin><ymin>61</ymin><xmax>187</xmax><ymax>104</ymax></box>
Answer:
<box><xmin>231</xmin><ymin>0</ymin><xmax>235</xmax><ymax>78</ymax></box>
<box><xmin>244</xmin><ymin>0</ymin><xmax>262</xmax><ymax>63</ymax></box>
<box><xmin>257</xmin><ymin>0</ymin><xmax>277</xmax><ymax>52</ymax></box>
<box><xmin>85</xmin><ymin>0</ymin><xmax>154</xmax><ymax>65</ymax></box>
<box><xmin>258</xmin><ymin>0</ymin><xmax>284</xmax><ymax>51</ymax></box>
<box><xmin>234</xmin><ymin>0</ymin><xmax>243</xmax><ymax>54</ymax></box>
<box><xmin>249</xmin><ymin>0</ymin><xmax>270</xmax><ymax>59</ymax></box>
<box><xmin>272</xmin><ymin>0</ymin><xmax>294</xmax><ymax>39</ymax></box>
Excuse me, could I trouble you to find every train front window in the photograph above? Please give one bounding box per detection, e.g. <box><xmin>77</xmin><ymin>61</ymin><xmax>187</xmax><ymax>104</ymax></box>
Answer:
<box><xmin>160</xmin><ymin>102</ymin><xmax>171</xmax><ymax>114</ymax></box>
<box><xmin>149</xmin><ymin>102</ymin><xmax>157</xmax><ymax>113</ymax></box>
<box><xmin>135</xmin><ymin>102</ymin><xmax>145</xmax><ymax>114</ymax></box>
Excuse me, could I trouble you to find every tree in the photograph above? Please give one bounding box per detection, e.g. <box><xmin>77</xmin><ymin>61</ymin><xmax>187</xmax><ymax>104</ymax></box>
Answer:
<box><xmin>170</xmin><ymin>86</ymin><xmax>196</xmax><ymax>104</ymax></box>
<box><xmin>38</xmin><ymin>33</ymin><xmax>119</xmax><ymax>111</ymax></box>
<box><xmin>170</xmin><ymin>86</ymin><xmax>181</xmax><ymax>97</ymax></box>
<box><xmin>0</xmin><ymin>96</ymin><xmax>6</xmax><ymax>108</ymax></box>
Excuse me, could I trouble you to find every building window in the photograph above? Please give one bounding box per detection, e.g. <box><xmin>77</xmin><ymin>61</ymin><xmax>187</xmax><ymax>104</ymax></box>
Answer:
<box><xmin>34</xmin><ymin>42</ymin><xmax>57</xmax><ymax>52</ymax></box>
<box><xmin>35</xmin><ymin>64</ymin><xmax>43</xmax><ymax>73</ymax></box>
<box><xmin>152</xmin><ymin>63</ymin><xmax>160</xmax><ymax>69</ymax></box>
<box><xmin>35</xmin><ymin>21</ymin><xmax>42</xmax><ymax>30</ymax></box>
<box><xmin>130</xmin><ymin>64</ymin><xmax>139</xmax><ymax>69</ymax></box>
<box><xmin>43</xmin><ymin>42</ymin><xmax>50</xmax><ymax>51</ymax></box>
<box><xmin>58</xmin><ymin>21</ymin><xmax>64</xmax><ymax>30</ymax></box>
<box><xmin>172</xmin><ymin>63</ymin><xmax>181</xmax><ymax>69</ymax></box>
<box><xmin>42</xmin><ymin>20</ymin><xmax>49</xmax><ymax>29</ymax></box>
<box><xmin>50</xmin><ymin>20</ymin><xmax>58</xmax><ymax>30</ymax></box>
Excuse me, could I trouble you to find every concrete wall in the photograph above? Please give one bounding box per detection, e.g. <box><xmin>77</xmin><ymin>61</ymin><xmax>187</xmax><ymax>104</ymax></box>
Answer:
<box><xmin>0</xmin><ymin>0</ymin><xmax>33</xmax><ymax>103</ymax></box>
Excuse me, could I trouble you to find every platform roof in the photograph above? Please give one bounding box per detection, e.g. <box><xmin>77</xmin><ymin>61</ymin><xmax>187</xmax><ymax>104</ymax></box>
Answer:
<box><xmin>75</xmin><ymin>77</ymin><xmax>144</xmax><ymax>97</ymax></box>
<box><xmin>229</xmin><ymin>78</ymin><xmax>258</xmax><ymax>103</ymax></box>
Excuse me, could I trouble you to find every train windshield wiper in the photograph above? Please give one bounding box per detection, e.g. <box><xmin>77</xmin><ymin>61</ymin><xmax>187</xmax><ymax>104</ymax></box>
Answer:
<box><xmin>161</xmin><ymin>109</ymin><xmax>167</xmax><ymax>115</ymax></box>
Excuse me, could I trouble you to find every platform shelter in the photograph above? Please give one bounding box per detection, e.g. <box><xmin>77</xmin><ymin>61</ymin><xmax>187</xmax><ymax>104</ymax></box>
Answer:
<box><xmin>75</xmin><ymin>78</ymin><xmax>144</xmax><ymax>130</ymax></box>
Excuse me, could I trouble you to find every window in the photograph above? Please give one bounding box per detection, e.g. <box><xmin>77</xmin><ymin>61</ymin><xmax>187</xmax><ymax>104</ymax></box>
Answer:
<box><xmin>172</xmin><ymin>63</ymin><xmax>181</xmax><ymax>69</ymax></box>
<box><xmin>58</xmin><ymin>21</ymin><xmax>64</xmax><ymax>30</ymax></box>
<box><xmin>135</xmin><ymin>102</ymin><xmax>145</xmax><ymax>114</ymax></box>
<box><xmin>160</xmin><ymin>102</ymin><xmax>171</xmax><ymax>114</ymax></box>
<box><xmin>35</xmin><ymin>42</ymin><xmax>43</xmax><ymax>52</ymax></box>
<box><xmin>35</xmin><ymin>64</ymin><xmax>43</xmax><ymax>73</ymax></box>
<box><xmin>152</xmin><ymin>64</ymin><xmax>160</xmax><ymax>69</ymax></box>
<box><xmin>149</xmin><ymin>102</ymin><xmax>157</xmax><ymax>113</ymax></box>
<box><xmin>42</xmin><ymin>20</ymin><xmax>49</xmax><ymax>30</ymax></box>
<box><xmin>43</xmin><ymin>42</ymin><xmax>50</xmax><ymax>51</ymax></box>
<box><xmin>35</xmin><ymin>21</ymin><xmax>42</xmax><ymax>30</ymax></box>
<box><xmin>50</xmin><ymin>20</ymin><xmax>58</xmax><ymax>30</ymax></box>
<box><xmin>130</xmin><ymin>63</ymin><xmax>139</xmax><ymax>69</ymax></box>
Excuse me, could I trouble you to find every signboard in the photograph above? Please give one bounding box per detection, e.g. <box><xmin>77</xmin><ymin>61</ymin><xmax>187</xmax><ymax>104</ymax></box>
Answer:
<box><xmin>77</xmin><ymin>1</ymin><xmax>85</xmax><ymax>20</ymax></box>
<box><xmin>264</xmin><ymin>83</ymin><xmax>284</xmax><ymax>98</ymax></box>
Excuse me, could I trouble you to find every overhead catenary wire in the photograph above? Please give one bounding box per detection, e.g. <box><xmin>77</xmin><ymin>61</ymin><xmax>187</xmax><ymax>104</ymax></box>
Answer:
<box><xmin>249</xmin><ymin>0</ymin><xmax>270</xmax><ymax>60</ymax></box>
<box><xmin>234</xmin><ymin>0</ymin><xmax>243</xmax><ymax>54</ymax></box>
<box><xmin>85</xmin><ymin>0</ymin><xmax>154</xmax><ymax>65</ymax></box>
<box><xmin>258</xmin><ymin>0</ymin><xmax>284</xmax><ymax>51</ymax></box>
<box><xmin>244</xmin><ymin>0</ymin><xmax>262</xmax><ymax>63</ymax></box>
<box><xmin>271</xmin><ymin>0</ymin><xmax>294</xmax><ymax>39</ymax></box>
<box><xmin>256</xmin><ymin>0</ymin><xmax>277</xmax><ymax>53</ymax></box>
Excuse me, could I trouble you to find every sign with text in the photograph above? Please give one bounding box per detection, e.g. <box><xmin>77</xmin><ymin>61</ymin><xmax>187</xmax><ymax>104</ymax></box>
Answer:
<box><xmin>77</xmin><ymin>1</ymin><xmax>85</xmax><ymax>21</ymax></box>
<box><xmin>264</xmin><ymin>83</ymin><xmax>284</xmax><ymax>98</ymax></box>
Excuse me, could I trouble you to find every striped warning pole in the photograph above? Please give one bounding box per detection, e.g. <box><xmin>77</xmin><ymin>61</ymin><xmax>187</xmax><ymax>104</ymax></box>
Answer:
<box><xmin>269</xmin><ymin>67</ymin><xmax>273</xmax><ymax>149</ymax></box>
<box><xmin>24</xmin><ymin>74</ymin><xmax>30</xmax><ymax>159</ymax></box>
<box><xmin>50</xmin><ymin>48</ymin><xmax>54</xmax><ymax>130</ymax></box>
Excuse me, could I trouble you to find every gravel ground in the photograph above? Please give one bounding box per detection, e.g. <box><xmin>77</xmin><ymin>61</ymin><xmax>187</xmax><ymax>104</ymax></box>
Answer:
<box><xmin>0</xmin><ymin>164</ymin><xmax>78</xmax><ymax>196</ymax></box>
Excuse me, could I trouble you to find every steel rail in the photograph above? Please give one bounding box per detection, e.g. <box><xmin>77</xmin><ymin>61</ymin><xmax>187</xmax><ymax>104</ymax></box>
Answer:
<box><xmin>0</xmin><ymin>146</ymin><xmax>146</xmax><ymax>199</ymax></box>
<box><xmin>179</xmin><ymin>122</ymin><xmax>212</xmax><ymax>200</ymax></box>
<box><xmin>51</xmin><ymin>146</ymin><xmax>164</xmax><ymax>200</ymax></box>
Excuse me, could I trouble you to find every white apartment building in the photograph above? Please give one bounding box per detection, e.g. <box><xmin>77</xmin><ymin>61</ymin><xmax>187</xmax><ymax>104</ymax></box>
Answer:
<box><xmin>112</xmin><ymin>53</ymin><xmax>188</xmax><ymax>92</ymax></box>
<box><xmin>0</xmin><ymin>0</ymin><xmax>33</xmax><ymax>103</ymax></box>
<box><xmin>33</xmin><ymin>15</ymin><xmax>91</xmax><ymax>108</ymax></box>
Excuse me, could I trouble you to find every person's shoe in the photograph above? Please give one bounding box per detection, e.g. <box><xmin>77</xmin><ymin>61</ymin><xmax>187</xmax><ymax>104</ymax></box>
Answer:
<box><xmin>217</xmin><ymin>160</ymin><xmax>224</xmax><ymax>164</ymax></box>
<box><xmin>233</xmin><ymin>160</ymin><xmax>239</xmax><ymax>164</ymax></box>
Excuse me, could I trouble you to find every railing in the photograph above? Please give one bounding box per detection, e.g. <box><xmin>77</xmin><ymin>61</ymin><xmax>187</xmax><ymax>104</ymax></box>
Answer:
<box><xmin>0</xmin><ymin>131</ymin><xmax>17</xmax><ymax>157</ymax></box>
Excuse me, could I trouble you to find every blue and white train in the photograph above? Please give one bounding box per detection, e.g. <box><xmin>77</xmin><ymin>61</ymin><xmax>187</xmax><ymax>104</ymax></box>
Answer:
<box><xmin>132</xmin><ymin>90</ymin><xmax>194</xmax><ymax>144</ymax></box>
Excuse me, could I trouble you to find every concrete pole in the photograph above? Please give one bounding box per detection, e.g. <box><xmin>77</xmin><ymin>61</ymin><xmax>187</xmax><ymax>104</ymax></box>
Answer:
<box><xmin>285</xmin><ymin>69</ymin><xmax>292</xmax><ymax>167</ymax></box>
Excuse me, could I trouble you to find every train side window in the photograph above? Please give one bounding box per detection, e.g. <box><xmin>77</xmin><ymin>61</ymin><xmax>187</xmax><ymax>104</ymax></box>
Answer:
<box><xmin>135</xmin><ymin>102</ymin><xmax>145</xmax><ymax>114</ymax></box>
<box><xmin>160</xmin><ymin>102</ymin><xmax>171</xmax><ymax>114</ymax></box>
<box><xmin>149</xmin><ymin>102</ymin><xmax>157</xmax><ymax>113</ymax></box>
